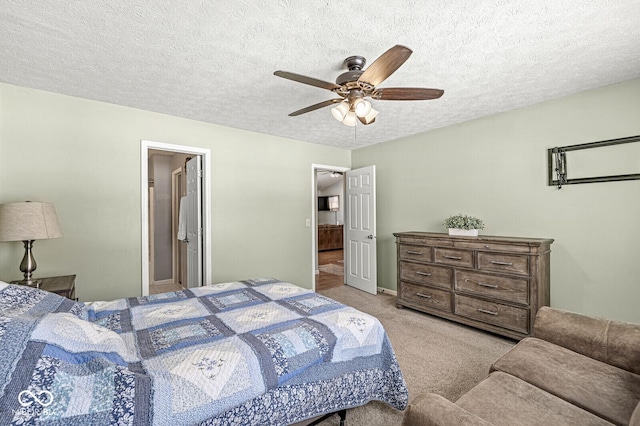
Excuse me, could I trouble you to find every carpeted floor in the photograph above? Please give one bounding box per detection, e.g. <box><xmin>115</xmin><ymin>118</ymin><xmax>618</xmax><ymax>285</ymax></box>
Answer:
<box><xmin>309</xmin><ymin>285</ymin><xmax>515</xmax><ymax>426</ymax></box>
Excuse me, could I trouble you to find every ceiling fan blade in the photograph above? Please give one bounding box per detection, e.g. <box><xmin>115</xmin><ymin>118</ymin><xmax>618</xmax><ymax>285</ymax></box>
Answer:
<box><xmin>358</xmin><ymin>45</ymin><xmax>412</xmax><ymax>87</ymax></box>
<box><xmin>289</xmin><ymin>98</ymin><xmax>343</xmax><ymax>116</ymax></box>
<box><xmin>274</xmin><ymin>71</ymin><xmax>341</xmax><ymax>91</ymax></box>
<box><xmin>373</xmin><ymin>87</ymin><xmax>444</xmax><ymax>100</ymax></box>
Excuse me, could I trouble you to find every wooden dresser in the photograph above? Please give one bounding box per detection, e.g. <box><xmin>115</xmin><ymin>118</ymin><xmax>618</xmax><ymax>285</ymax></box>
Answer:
<box><xmin>318</xmin><ymin>224</ymin><xmax>344</xmax><ymax>251</ymax></box>
<box><xmin>394</xmin><ymin>232</ymin><xmax>553</xmax><ymax>340</ymax></box>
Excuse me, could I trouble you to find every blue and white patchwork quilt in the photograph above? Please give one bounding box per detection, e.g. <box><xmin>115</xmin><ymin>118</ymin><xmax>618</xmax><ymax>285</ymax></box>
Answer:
<box><xmin>0</xmin><ymin>279</ymin><xmax>408</xmax><ymax>425</ymax></box>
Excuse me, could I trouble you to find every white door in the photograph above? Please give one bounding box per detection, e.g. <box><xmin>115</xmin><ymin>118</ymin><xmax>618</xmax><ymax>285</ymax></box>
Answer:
<box><xmin>186</xmin><ymin>156</ymin><xmax>203</xmax><ymax>288</ymax></box>
<box><xmin>345</xmin><ymin>165</ymin><xmax>377</xmax><ymax>294</ymax></box>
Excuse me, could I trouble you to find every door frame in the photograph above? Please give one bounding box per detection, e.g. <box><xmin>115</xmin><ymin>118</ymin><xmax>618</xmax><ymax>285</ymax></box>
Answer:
<box><xmin>171</xmin><ymin>166</ymin><xmax>183</xmax><ymax>286</ymax></box>
<box><xmin>311</xmin><ymin>163</ymin><xmax>349</xmax><ymax>291</ymax></box>
<box><xmin>140</xmin><ymin>140</ymin><xmax>212</xmax><ymax>296</ymax></box>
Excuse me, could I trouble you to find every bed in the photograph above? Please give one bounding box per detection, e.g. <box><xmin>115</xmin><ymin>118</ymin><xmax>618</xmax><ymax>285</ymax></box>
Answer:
<box><xmin>0</xmin><ymin>278</ymin><xmax>408</xmax><ymax>425</ymax></box>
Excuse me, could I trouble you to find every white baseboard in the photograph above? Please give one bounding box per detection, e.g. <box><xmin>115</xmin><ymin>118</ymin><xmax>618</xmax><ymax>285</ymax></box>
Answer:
<box><xmin>377</xmin><ymin>287</ymin><xmax>397</xmax><ymax>296</ymax></box>
<box><xmin>152</xmin><ymin>279</ymin><xmax>174</xmax><ymax>286</ymax></box>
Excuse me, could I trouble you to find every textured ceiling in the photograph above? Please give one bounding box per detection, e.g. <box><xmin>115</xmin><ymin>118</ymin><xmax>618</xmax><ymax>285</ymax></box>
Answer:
<box><xmin>1</xmin><ymin>1</ymin><xmax>639</xmax><ymax>150</ymax></box>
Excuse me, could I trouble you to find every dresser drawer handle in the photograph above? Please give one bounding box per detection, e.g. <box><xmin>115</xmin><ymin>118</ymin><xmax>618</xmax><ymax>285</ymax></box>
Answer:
<box><xmin>406</xmin><ymin>250</ymin><xmax>423</xmax><ymax>255</ymax></box>
<box><xmin>490</xmin><ymin>261</ymin><xmax>513</xmax><ymax>266</ymax></box>
<box><xmin>416</xmin><ymin>271</ymin><xmax>432</xmax><ymax>276</ymax></box>
<box><xmin>478</xmin><ymin>308</ymin><xmax>498</xmax><ymax>316</ymax></box>
<box><xmin>465</xmin><ymin>279</ymin><xmax>498</xmax><ymax>289</ymax></box>
<box><xmin>416</xmin><ymin>293</ymin><xmax>432</xmax><ymax>299</ymax></box>
<box><xmin>444</xmin><ymin>255</ymin><xmax>463</xmax><ymax>260</ymax></box>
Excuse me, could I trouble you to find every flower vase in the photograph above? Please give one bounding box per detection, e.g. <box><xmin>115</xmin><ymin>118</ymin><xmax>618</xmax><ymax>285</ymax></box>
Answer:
<box><xmin>448</xmin><ymin>228</ymin><xmax>479</xmax><ymax>236</ymax></box>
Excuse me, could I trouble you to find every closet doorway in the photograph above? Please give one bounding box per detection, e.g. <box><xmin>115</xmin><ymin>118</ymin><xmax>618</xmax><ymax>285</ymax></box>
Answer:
<box><xmin>140</xmin><ymin>140</ymin><xmax>212</xmax><ymax>297</ymax></box>
<box><xmin>148</xmin><ymin>150</ymin><xmax>191</xmax><ymax>294</ymax></box>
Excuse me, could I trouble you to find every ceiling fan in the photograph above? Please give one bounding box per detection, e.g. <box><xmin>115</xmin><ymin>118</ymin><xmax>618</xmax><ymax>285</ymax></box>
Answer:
<box><xmin>274</xmin><ymin>45</ymin><xmax>444</xmax><ymax>126</ymax></box>
<box><xmin>318</xmin><ymin>170</ymin><xmax>343</xmax><ymax>177</ymax></box>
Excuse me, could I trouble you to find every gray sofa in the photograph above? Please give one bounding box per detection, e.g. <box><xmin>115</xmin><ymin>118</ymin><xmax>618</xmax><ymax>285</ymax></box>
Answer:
<box><xmin>402</xmin><ymin>307</ymin><xmax>640</xmax><ymax>426</ymax></box>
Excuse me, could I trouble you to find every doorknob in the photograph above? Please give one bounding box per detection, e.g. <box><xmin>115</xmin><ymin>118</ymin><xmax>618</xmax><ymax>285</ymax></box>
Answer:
<box><xmin>367</xmin><ymin>235</ymin><xmax>377</xmax><ymax>239</ymax></box>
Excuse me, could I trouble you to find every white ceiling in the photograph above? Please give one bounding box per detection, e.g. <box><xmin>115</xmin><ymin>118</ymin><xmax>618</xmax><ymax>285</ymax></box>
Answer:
<box><xmin>1</xmin><ymin>1</ymin><xmax>639</xmax><ymax>150</ymax></box>
<box><xmin>317</xmin><ymin>170</ymin><xmax>344</xmax><ymax>191</ymax></box>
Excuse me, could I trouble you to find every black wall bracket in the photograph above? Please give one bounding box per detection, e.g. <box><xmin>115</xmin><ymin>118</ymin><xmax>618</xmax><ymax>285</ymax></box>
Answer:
<box><xmin>548</xmin><ymin>135</ymin><xmax>640</xmax><ymax>189</ymax></box>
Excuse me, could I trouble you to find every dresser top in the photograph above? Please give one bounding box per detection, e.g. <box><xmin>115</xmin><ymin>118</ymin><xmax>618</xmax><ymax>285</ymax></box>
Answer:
<box><xmin>394</xmin><ymin>231</ymin><xmax>554</xmax><ymax>246</ymax></box>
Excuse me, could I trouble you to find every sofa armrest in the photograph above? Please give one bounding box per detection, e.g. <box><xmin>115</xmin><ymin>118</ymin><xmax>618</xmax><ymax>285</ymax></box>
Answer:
<box><xmin>533</xmin><ymin>306</ymin><xmax>640</xmax><ymax>375</ymax></box>
<box><xmin>401</xmin><ymin>393</ymin><xmax>494</xmax><ymax>426</ymax></box>
<box><xmin>630</xmin><ymin>402</ymin><xmax>640</xmax><ymax>426</ymax></box>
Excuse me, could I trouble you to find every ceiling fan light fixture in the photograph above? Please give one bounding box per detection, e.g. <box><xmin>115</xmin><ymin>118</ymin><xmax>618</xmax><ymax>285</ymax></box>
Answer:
<box><xmin>342</xmin><ymin>111</ymin><xmax>357</xmax><ymax>126</ymax></box>
<box><xmin>331</xmin><ymin>100</ymin><xmax>350</xmax><ymax>122</ymax></box>
<box><xmin>361</xmin><ymin>107</ymin><xmax>379</xmax><ymax>124</ymax></box>
<box><xmin>353</xmin><ymin>98</ymin><xmax>372</xmax><ymax>117</ymax></box>
<box><xmin>274</xmin><ymin>46</ymin><xmax>444</xmax><ymax>126</ymax></box>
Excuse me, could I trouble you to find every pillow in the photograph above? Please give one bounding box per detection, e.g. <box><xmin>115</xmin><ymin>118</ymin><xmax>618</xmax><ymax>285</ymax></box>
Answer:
<box><xmin>0</xmin><ymin>280</ymin><xmax>10</xmax><ymax>290</ymax></box>
<box><xmin>29</xmin><ymin>313</ymin><xmax>138</xmax><ymax>363</ymax></box>
<box><xmin>0</xmin><ymin>283</ymin><xmax>87</xmax><ymax>320</ymax></box>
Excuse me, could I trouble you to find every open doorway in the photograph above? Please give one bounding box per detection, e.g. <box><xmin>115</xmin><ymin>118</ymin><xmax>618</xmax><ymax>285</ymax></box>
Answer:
<box><xmin>312</xmin><ymin>164</ymin><xmax>348</xmax><ymax>292</ymax></box>
<box><xmin>140</xmin><ymin>140</ymin><xmax>212</xmax><ymax>297</ymax></box>
<box><xmin>312</xmin><ymin>164</ymin><xmax>379</xmax><ymax>295</ymax></box>
<box><xmin>148</xmin><ymin>149</ymin><xmax>202</xmax><ymax>294</ymax></box>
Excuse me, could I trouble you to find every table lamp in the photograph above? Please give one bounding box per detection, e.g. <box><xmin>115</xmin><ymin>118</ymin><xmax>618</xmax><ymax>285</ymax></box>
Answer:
<box><xmin>0</xmin><ymin>201</ymin><xmax>63</xmax><ymax>287</ymax></box>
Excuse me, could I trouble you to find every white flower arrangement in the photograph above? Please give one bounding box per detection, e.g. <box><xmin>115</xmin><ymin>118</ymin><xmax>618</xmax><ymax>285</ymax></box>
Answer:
<box><xmin>443</xmin><ymin>214</ymin><xmax>485</xmax><ymax>230</ymax></box>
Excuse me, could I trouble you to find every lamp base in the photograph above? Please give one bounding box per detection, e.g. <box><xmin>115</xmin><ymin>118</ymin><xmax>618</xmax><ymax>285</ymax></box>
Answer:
<box><xmin>19</xmin><ymin>239</ymin><xmax>39</xmax><ymax>284</ymax></box>
<box><xmin>11</xmin><ymin>279</ymin><xmax>42</xmax><ymax>289</ymax></box>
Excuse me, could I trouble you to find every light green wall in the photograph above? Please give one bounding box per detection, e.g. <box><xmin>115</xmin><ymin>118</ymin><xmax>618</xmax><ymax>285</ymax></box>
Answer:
<box><xmin>2</xmin><ymin>80</ymin><xmax>639</xmax><ymax>322</ymax></box>
<box><xmin>353</xmin><ymin>78</ymin><xmax>640</xmax><ymax>323</ymax></box>
<box><xmin>0</xmin><ymin>83</ymin><xmax>350</xmax><ymax>301</ymax></box>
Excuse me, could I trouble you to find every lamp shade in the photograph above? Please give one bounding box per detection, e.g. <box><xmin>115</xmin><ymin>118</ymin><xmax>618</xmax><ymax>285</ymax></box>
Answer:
<box><xmin>342</xmin><ymin>111</ymin><xmax>357</xmax><ymax>126</ymax></box>
<box><xmin>353</xmin><ymin>99</ymin><xmax>372</xmax><ymax>117</ymax></box>
<box><xmin>360</xmin><ymin>107</ymin><xmax>379</xmax><ymax>125</ymax></box>
<box><xmin>0</xmin><ymin>202</ymin><xmax>63</xmax><ymax>242</ymax></box>
<box><xmin>331</xmin><ymin>101</ymin><xmax>350</xmax><ymax>121</ymax></box>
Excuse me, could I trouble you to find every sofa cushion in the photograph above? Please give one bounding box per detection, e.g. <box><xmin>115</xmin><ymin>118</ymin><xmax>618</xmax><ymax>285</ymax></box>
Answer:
<box><xmin>533</xmin><ymin>306</ymin><xmax>640</xmax><ymax>375</ymax></box>
<box><xmin>456</xmin><ymin>372</ymin><xmax>613</xmax><ymax>426</ymax></box>
<box><xmin>491</xmin><ymin>337</ymin><xmax>640</xmax><ymax>425</ymax></box>
<box><xmin>402</xmin><ymin>393</ymin><xmax>494</xmax><ymax>426</ymax></box>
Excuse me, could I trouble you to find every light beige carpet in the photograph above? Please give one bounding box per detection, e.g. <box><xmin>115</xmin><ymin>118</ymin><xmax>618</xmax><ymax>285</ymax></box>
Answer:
<box><xmin>305</xmin><ymin>285</ymin><xmax>515</xmax><ymax>426</ymax></box>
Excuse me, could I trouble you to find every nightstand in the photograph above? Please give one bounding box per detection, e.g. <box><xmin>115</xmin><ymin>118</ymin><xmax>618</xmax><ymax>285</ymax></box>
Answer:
<box><xmin>39</xmin><ymin>275</ymin><xmax>76</xmax><ymax>300</ymax></box>
<box><xmin>11</xmin><ymin>275</ymin><xmax>77</xmax><ymax>300</ymax></box>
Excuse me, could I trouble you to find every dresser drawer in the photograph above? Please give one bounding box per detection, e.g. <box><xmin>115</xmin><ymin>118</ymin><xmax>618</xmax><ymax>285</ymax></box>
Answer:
<box><xmin>455</xmin><ymin>295</ymin><xmax>529</xmax><ymax>334</ymax></box>
<box><xmin>478</xmin><ymin>252</ymin><xmax>529</xmax><ymax>276</ymax></box>
<box><xmin>434</xmin><ymin>248</ymin><xmax>474</xmax><ymax>268</ymax></box>
<box><xmin>453</xmin><ymin>241</ymin><xmax>531</xmax><ymax>253</ymax></box>
<box><xmin>399</xmin><ymin>236</ymin><xmax>452</xmax><ymax>247</ymax></box>
<box><xmin>400</xmin><ymin>282</ymin><xmax>452</xmax><ymax>313</ymax></box>
<box><xmin>399</xmin><ymin>244</ymin><xmax>432</xmax><ymax>262</ymax></box>
<box><xmin>399</xmin><ymin>261</ymin><xmax>453</xmax><ymax>289</ymax></box>
<box><xmin>455</xmin><ymin>271</ymin><xmax>529</xmax><ymax>305</ymax></box>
